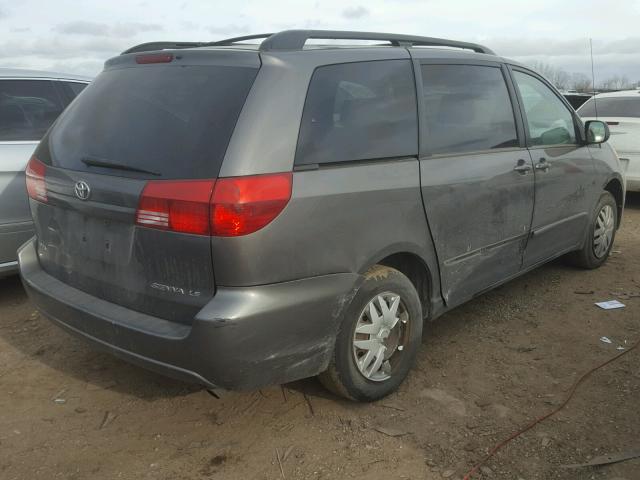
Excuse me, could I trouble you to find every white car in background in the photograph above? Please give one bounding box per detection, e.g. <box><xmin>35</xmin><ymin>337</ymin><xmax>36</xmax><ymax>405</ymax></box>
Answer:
<box><xmin>578</xmin><ymin>90</ymin><xmax>640</xmax><ymax>192</ymax></box>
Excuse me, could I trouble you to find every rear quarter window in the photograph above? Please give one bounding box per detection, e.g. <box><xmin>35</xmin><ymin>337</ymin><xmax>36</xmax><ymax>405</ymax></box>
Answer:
<box><xmin>60</xmin><ymin>81</ymin><xmax>88</xmax><ymax>100</ymax></box>
<box><xmin>295</xmin><ymin>60</ymin><xmax>418</xmax><ymax>165</ymax></box>
<box><xmin>0</xmin><ymin>80</ymin><xmax>65</xmax><ymax>142</ymax></box>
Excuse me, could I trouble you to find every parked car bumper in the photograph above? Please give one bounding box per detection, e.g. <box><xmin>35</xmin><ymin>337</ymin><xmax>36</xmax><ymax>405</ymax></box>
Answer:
<box><xmin>0</xmin><ymin>220</ymin><xmax>34</xmax><ymax>278</ymax></box>
<box><xmin>18</xmin><ymin>237</ymin><xmax>360</xmax><ymax>390</ymax></box>
<box><xmin>619</xmin><ymin>153</ymin><xmax>640</xmax><ymax>192</ymax></box>
<box><xmin>0</xmin><ymin>260</ymin><xmax>20</xmax><ymax>278</ymax></box>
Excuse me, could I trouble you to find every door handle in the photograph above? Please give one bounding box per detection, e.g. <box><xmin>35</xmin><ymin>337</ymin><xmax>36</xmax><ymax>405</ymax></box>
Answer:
<box><xmin>535</xmin><ymin>158</ymin><xmax>551</xmax><ymax>172</ymax></box>
<box><xmin>513</xmin><ymin>159</ymin><xmax>532</xmax><ymax>174</ymax></box>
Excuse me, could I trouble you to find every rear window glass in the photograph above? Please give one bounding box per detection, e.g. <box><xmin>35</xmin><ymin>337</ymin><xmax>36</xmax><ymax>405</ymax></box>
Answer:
<box><xmin>0</xmin><ymin>80</ymin><xmax>65</xmax><ymax>141</ymax></box>
<box><xmin>49</xmin><ymin>64</ymin><xmax>258</xmax><ymax>179</ymax></box>
<box><xmin>421</xmin><ymin>65</ymin><xmax>518</xmax><ymax>155</ymax></box>
<box><xmin>295</xmin><ymin>60</ymin><xmax>418</xmax><ymax>165</ymax></box>
<box><xmin>578</xmin><ymin>97</ymin><xmax>640</xmax><ymax>118</ymax></box>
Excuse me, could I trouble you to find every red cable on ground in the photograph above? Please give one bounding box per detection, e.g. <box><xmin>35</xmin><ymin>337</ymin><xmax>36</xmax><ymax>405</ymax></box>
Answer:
<box><xmin>462</xmin><ymin>336</ymin><xmax>640</xmax><ymax>480</ymax></box>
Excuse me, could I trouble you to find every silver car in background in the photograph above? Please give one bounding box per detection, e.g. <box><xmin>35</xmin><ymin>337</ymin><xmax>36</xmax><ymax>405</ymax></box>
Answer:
<box><xmin>0</xmin><ymin>68</ymin><xmax>90</xmax><ymax>277</ymax></box>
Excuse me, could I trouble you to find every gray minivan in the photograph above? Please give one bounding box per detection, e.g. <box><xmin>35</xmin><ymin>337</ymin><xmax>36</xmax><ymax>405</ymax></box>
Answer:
<box><xmin>19</xmin><ymin>31</ymin><xmax>624</xmax><ymax>401</ymax></box>
<box><xmin>0</xmin><ymin>68</ymin><xmax>90</xmax><ymax>277</ymax></box>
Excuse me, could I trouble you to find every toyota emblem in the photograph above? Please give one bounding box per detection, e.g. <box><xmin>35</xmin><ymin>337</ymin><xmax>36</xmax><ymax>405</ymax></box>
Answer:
<box><xmin>74</xmin><ymin>180</ymin><xmax>91</xmax><ymax>201</ymax></box>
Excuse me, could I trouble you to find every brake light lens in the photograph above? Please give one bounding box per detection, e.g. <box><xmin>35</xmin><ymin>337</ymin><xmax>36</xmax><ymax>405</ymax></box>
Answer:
<box><xmin>26</xmin><ymin>156</ymin><xmax>48</xmax><ymax>203</ymax></box>
<box><xmin>136</xmin><ymin>180</ymin><xmax>215</xmax><ymax>235</ymax></box>
<box><xmin>135</xmin><ymin>173</ymin><xmax>292</xmax><ymax>237</ymax></box>
<box><xmin>211</xmin><ymin>173</ymin><xmax>292</xmax><ymax>236</ymax></box>
<box><xmin>135</xmin><ymin>53</ymin><xmax>174</xmax><ymax>64</ymax></box>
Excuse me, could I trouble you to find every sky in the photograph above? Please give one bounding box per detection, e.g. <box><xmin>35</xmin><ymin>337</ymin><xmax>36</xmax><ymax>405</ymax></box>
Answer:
<box><xmin>1</xmin><ymin>0</ymin><xmax>640</xmax><ymax>83</ymax></box>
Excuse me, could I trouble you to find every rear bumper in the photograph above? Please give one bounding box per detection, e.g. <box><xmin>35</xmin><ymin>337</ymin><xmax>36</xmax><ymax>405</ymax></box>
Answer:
<box><xmin>0</xmin><ymin>220</ymin><xmax>34</xmax><ymax>277</ymax></box>
<box><xmin>19</xmin><ymin>238</ymin><xmax>361</xmax><ymax>390</ymax></box>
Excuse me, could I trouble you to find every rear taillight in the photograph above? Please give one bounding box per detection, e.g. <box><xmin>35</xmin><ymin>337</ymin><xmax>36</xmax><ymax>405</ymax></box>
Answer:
<box><xmin>135</xmin><ymin>173</ymin><xmax>292</xmax><ymax>237</ymax></box>
<box><xmin>136</xmin><ymin>180</ymin><xmax>215</xmax><ymax>235</ymax></box>
<box><xmin>211</xmin><ymin>173</ymin><xmax>292</xmax><ymax>236</ymax></box>
<box><xmin>26</xmin><ymin>156</ymin><xmax>47</xmax><ymax>203</ymax></box>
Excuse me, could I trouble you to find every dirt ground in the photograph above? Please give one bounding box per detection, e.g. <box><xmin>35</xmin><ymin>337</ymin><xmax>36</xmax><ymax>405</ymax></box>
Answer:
<box><xmin>1</xmin><ymin>194</ymin><xmax>639</xmax><ymax>480</ymax></box>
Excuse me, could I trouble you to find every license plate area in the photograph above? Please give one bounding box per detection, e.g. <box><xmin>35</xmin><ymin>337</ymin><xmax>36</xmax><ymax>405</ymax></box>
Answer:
<box><xmin>63</xmin><ymin>211</ymin><xmax>134</xmax><ymax>266</ymax></box>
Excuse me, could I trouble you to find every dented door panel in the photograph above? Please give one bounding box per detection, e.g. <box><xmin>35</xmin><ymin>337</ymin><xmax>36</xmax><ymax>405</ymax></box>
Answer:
<box><xmin>522</xmin><ymin>144</ymin><xmax>597</xmax><ymax>267</ymax></box>
<box><xmin>419</xmin><ymin>150</ymin><xmax>534</xmax><ymax>306</ymax></box>
<box><xmin>508</xmin><ymin>67</ymin><xmax>600</xmax><ymax>267</ymax></box>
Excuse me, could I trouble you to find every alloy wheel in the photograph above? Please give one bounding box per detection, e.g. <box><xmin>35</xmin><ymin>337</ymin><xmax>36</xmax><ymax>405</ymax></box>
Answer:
<box><xmin>593</xmin><ymin>204</ymin><xmax>615</xmax><ymax>258</ymax></box>
<box><xmin>352</xmin><ymin>292</ymin><xmax>410</xmax><ymax>382</ymax></box>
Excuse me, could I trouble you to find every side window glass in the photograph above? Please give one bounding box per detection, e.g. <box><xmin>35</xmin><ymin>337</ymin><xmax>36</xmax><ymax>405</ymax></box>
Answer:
<box><xmin>420</xmin><ymin>64</ymin><xmax>518</xmax><ymax>155</ymax></box>
<box><xmin>64</xmin><ymin>81</ymin><xmax>87</xmax><ymax>98</ymax></box>
<box><xmin>513</xmin><ymin>71</ymin><xmax>577</xmax><ymax>146</ymax></box>
<box><xmin>295</xmin><ymin>60</ymin><xmax>418</xmax><ymax>165</ymax></box>
<box><xmin>56</xmin><ymin>81</ymin><xmax>88</xmax><ymax>106</ymax></box>
<box><xmin>0</xmin><ymin>80</ymin><xmax>65</xmax><ymax>141</ymax></box>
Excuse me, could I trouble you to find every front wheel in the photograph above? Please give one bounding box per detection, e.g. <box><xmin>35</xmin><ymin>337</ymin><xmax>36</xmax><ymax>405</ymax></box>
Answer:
<box><xmin>569</xmin><ymin>191</ymin><xmax>618</xmax><ymax>269</ymax></box>
<box><xmin>318</xmin><ymin>265</ymin><xmax>423</xmax><ymax>402</ymax></box>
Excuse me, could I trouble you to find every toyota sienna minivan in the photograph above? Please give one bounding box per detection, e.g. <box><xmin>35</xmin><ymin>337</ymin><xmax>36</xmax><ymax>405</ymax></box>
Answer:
<box><xmin>19</xmin><ymin>30</ymin><xmax>624</xmax><ymax>401</ymax></box>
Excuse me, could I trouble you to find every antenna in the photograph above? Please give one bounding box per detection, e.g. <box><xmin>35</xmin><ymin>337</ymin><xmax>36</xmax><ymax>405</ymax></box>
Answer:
<box><xmin>590</xmin><ymin>38</ymin><xmax>599</xmax><ymax>118</ymax></box>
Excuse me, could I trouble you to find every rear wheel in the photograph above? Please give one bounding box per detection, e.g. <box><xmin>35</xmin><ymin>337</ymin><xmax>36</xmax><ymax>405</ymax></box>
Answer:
<box><xmin>319</xmin><ymin>265</ymin><xmax>422</xmax><ymax>402</ymax></box>
<box><xmin>569</xmin><ymin>191</ymin><xmax>618</xmax><ymax>269</ymax></box>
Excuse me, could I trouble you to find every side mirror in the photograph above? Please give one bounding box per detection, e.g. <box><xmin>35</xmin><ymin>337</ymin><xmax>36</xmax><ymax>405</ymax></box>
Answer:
<box><xmin>585</xmin><ymin>120</ymin><xmax>610</xmax><ymax>144</ymax></box>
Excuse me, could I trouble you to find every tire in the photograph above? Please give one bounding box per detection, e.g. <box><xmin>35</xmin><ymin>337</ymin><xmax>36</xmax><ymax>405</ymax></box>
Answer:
<box><xmin>569</xmin><ymin>191</ymin><xmax>618</xmax><ymax>269</ymax></box>
<box><xmin>318</xmin><ymin>265</ymin><xmax>423</xmax><ymax>402</ymax></box>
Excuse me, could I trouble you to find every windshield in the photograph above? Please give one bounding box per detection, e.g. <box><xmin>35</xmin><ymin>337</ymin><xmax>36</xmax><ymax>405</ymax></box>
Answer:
<box><xmin>49</xmin><ymin>63</ymin><xmax>258</xmax><ymax>179</ymax></box>
<box><xmin>578</xmin><ymin>96</ymin><xmax>640</xmax><ymax>118</ymax></box>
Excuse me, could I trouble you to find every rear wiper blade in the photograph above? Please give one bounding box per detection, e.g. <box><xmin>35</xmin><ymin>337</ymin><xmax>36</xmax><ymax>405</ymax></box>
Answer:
<box><xmin>81</xmin><ymin>157</ymin><xmax>161</xmax><ymax>176</ymax></box>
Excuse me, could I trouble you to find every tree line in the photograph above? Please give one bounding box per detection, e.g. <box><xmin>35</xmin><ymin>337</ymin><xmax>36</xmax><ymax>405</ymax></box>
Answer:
<box><xmin>528</xmin><ymin>61</ymin><xmax>638</xmax><ymax>92</ymax></box>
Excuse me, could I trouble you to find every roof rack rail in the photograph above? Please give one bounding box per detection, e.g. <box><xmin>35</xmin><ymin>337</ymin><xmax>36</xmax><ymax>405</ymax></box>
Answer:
<box><xmin>258</xmin><ymin>30</ymin><xmax>495</xmax><ymax>55</ymax></box>
<box><xmin>208</xmin><ymin>33</ymin><xmax>274</xmax><ymax>46</ymax></box>
<box><xmin>122</xmin><ymin>30</ymin><xmax>495</xmax><ymax>56</ymax></box>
